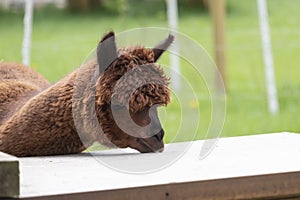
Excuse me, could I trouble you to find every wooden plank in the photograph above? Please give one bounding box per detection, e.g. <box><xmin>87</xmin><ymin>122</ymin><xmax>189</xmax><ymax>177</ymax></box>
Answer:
<box><xmin>0</xmin><ymin>151</ymin><xmax>19</xmax><ymax>198</ymax></box>
<box><xmin>17</xmin><ymin>132</ymin><xmax>300</xmax><ymax>199</ymax></box>
<box><xmin>18</xmin><ymin>171</ymin><xmax>300</xmax><ymax>200</ymax></box>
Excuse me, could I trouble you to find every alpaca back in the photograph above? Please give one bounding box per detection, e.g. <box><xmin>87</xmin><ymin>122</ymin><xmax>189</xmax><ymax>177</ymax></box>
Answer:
<box><xmin>0</xmin><ymin>62</ymin><xmax>50</xmax><ymax>124</ymax></box>
<box><xmin>0</xmin><ymin>60</ymin><xmax>97</xmax><ymax>156</ymax></box>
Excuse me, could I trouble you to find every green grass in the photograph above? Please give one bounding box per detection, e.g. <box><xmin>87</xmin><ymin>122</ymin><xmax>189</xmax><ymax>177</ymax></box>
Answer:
<box><xmin>0</xmin><ymin>0</ymin><xmax>299</xmax><ymax>145</ymax></box>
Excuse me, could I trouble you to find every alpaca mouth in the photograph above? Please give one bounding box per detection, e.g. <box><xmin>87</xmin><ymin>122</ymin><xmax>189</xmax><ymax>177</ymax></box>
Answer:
<box><xmin>136</xmin><ymin>137</ymin><xmax>164</xmax><ymax>153</ymax></box>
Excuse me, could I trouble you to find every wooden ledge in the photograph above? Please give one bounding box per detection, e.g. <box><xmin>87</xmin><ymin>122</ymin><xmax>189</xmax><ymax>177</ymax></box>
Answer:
<box><xmin>2</xmin><ymin>132</ymin><xmax>300</xmax><ymax>199</ymax></box>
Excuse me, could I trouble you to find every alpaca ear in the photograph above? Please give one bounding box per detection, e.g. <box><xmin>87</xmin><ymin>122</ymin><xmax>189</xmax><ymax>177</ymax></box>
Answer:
<box><xmin>97</xmin><ymin>31</ymin><xmax>118</xmax><ymax>74</ymax></box>
<box><xmin>152</xmin><ymin>34</ymin><xmax>174</xmax><ymax>62</ymax></box>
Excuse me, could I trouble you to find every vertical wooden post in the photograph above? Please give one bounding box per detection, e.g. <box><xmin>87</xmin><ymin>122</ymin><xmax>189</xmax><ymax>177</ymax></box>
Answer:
<box><xmin>210</xmin><ymin>0</ymin><xmax>227</xmax><ymax>92</ymax></box>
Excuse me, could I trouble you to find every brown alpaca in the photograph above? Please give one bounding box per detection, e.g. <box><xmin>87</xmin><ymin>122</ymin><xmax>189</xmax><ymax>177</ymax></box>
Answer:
<box><xmin>0</xmin><ymin>32</ymin><xmax>173</xmax><ymax>157</ymax></box>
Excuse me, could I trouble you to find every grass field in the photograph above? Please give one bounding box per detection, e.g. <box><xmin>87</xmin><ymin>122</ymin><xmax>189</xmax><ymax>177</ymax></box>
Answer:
<box><xmin>0</xmin><ymin>0</ymin><xmax>299</xmax><ymax>144</ymax></box>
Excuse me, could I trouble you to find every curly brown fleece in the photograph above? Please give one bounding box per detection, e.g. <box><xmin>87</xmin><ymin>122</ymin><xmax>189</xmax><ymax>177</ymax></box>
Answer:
<box><xmin>0</xmin><ymin>32</ymin><xmax>173</xmax><ymax>157</ymax></box>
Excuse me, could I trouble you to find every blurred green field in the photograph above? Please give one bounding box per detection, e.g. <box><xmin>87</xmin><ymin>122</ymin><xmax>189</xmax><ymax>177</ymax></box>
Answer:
<box><xmin>0</xmin><ymin>0</ymin><xmax>299</xmax><ymax>144</ymax></box>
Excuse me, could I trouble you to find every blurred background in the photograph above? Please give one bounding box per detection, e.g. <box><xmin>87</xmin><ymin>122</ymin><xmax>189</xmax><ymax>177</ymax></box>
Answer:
<box><xmin>0</xmin><ymin>0</ymin><xmax>299</xmax><ymax>143</ymax></box>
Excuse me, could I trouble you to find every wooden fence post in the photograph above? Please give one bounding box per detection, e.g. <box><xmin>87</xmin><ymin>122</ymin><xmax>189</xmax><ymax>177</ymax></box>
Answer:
<box><xmin>210</xmin><ymin>0</ymin><xmax>227</xmax><ymax>92</ymax></box>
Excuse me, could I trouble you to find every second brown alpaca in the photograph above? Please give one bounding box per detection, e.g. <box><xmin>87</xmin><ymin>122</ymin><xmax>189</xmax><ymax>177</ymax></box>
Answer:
<box><xmin>0</xmin><ymin>32</ymin><xmax>173</xmax><ymax>157</ymax></box>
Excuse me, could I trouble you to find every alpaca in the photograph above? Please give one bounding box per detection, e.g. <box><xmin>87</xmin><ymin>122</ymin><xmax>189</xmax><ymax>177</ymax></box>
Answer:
<box><xmin>0</xmin><ymin>32</ymin><xmax>173</xmax><ymax>157</ymax></box>
<box><xmin>0</xmin><ymin>62</ymin><xmax>50</xmax><ymax>124</ymax></box>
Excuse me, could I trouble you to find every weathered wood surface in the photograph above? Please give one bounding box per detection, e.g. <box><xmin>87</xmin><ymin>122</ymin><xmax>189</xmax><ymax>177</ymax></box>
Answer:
<box><xmin>14</xmin><ymin>132</ymin><xmax>300</xmax><ymax>199</ymax></box>
<box><xmin>0</xmin><ymin>151</ymin><xmax>19</xmax><ymax>198</ymax></box>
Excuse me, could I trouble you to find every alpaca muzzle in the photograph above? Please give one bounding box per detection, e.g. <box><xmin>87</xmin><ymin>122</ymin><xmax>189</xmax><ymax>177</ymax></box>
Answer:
<box><xmin>133</xmin><ymin>129</ymin><xmax>165</xmax><ymax>153</ymax></box>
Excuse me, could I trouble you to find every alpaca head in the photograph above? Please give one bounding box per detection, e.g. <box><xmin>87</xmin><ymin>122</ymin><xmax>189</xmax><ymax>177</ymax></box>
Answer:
<box><xmin>95</xmin><ymin>32</ymin><xmax>173</xmax><ymax>153</ymax></box>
